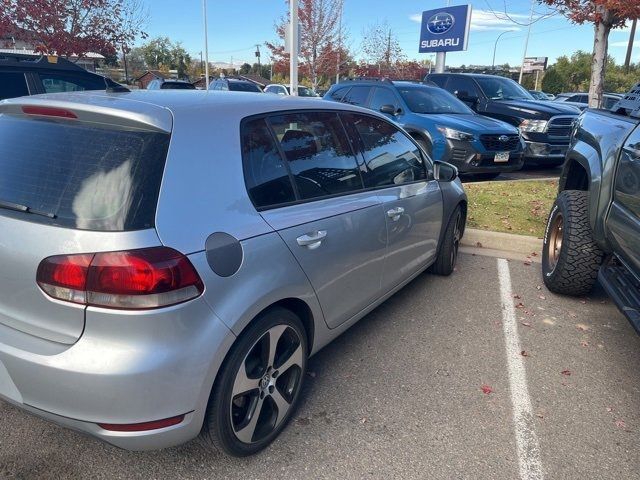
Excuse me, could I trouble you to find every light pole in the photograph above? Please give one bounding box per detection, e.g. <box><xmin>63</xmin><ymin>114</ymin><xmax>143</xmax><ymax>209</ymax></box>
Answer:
<box><xmin>202</xmin><ymin>0</ymin><xmax>210</xmax><ymax>89</ymax></box>
<box><xmin>289</xmin><ymin>0</ymin><xmax>298</xmax><ymax>95</ymax></box>
<box><xmin>518</xmin><ymin>0</ymin><xmax>535</xmax><ymax>84</ymax></box>
<box><xmin>492</xmin><ymin>31</ymin><xmax>510</xmax><ymax>70</ymax></box>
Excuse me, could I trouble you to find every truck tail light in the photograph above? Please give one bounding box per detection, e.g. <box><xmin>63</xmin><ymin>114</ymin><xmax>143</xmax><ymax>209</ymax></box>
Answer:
<box><xmin>37</xmin><ymin>247</ymin><xmax>204</xmax><ymax>310</ymax></box>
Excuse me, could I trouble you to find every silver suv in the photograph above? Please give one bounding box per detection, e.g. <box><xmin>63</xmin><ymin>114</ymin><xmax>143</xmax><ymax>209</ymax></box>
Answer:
<box><xmin>0</xmin><ymin>90</ymin><xmax>466</xmax><ymax>456</ymax></box>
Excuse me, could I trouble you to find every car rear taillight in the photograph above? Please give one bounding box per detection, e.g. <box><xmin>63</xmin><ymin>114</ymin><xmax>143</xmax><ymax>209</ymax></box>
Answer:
<box><xmin>37</xmin><ymin>247</ymin><xmax>204</xmax><ymax>310</ymax></box>
<box><xmin>22</xmin><ymin>106</ymin><xmax>78</xmax><ymax>119</ymax></box>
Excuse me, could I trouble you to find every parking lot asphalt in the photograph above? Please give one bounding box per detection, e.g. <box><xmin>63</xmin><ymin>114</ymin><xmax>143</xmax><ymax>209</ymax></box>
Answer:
<box><xmin>1</xmin><ymin>252</ymin><xmax>638</xmax><ymax>480</ymax></box>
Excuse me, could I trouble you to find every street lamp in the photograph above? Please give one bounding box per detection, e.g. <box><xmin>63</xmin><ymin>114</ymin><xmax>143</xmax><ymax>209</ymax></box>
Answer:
<box><xmin>492</xmin><ymin>31</ymin><xmax>510</xmax><ymax>70</ymax></box>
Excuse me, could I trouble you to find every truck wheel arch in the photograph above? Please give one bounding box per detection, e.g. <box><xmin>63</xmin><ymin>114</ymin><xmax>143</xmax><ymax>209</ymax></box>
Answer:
<box><xmin>561</xmin><ymin>159</ymin><xmax>590</xmax><ymax>192</ymax></box>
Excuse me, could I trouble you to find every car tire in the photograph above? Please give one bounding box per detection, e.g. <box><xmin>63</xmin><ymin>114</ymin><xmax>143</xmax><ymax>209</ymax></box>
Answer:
<box><xmin>201</xmin><ymin>307</ymin><xmax>308</xmax><ymax>457</ymax></box>
<box><xmin>542</xmin><ymin>190</ymin><xmax>603</xmax><ymax>296</ymax></box>
<box><xmin>430</xmin><ymin>205</ymin><xmax>463</xmax><ymax>276</ymax></box>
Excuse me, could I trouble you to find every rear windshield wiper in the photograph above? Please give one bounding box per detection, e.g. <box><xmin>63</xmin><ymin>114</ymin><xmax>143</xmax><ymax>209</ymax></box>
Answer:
<box><xmin>0</xmin><ymin>199</ymin><xmax>57</xmax><ymax>219</ymax></box>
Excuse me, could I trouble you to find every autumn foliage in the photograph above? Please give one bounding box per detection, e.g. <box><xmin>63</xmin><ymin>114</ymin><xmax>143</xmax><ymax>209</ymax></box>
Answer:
<box><xmin>541</xmin><ymin>0</ymin><xmax>640</xmax><ymax>28</ymax></box>
<box><xmin>0</xmin><ymin>0</ymin><xmax>146</xmax><ymax>59</ymax></box>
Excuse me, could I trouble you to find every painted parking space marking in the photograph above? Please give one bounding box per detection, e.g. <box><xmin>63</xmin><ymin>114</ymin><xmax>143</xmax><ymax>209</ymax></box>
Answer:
<box><xmin>497</xmin><ymin>258</ymin><xmax>544</xmax><ymax>480</ymax></box>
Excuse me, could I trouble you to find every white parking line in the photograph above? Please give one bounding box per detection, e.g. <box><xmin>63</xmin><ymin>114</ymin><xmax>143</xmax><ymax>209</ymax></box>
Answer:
<box><xmin>497</xmin><ymin>258</ymin><xmax>544</xmax><ymax>480</ymax></box>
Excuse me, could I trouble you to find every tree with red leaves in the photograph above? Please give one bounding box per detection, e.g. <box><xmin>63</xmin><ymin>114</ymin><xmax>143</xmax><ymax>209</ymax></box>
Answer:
<box><xmin>267</xmin><ymin>0</ymin><xmax>349</xmax><ymax>89</ymax></box>
<box><xmin>0</xmin><ymin>0</ymin><xmax>147</xmax><ymax>60</ymax></box>
<box><xmin>540</xmin><ymin>0</ymin><xmax>640</xmax><ymax>107</ymax></box>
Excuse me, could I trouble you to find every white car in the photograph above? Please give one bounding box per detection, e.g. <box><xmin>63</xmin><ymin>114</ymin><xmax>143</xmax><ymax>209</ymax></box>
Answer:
<box><xmin>264</xmin><ymin>84</ymin><xmax>320</xmax><ymax>98</ymax></box>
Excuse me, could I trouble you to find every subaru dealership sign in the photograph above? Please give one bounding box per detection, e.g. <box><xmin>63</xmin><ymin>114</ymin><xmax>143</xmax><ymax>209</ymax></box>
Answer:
<box><xmin>419</xmin><ymin>5</ymin><xmax>472</xmax><ymax>53</ymax></box>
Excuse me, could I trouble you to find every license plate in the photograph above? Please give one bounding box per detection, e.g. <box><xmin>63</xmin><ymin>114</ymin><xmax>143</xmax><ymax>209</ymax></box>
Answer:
<box><xmin>494</xmin><ymin>151</ymin><xmax>510</xmax><ymax>163</ymax></box>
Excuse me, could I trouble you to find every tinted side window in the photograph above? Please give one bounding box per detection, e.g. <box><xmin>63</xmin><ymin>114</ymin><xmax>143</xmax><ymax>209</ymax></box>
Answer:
<box><xmin>345</xmin><ymin>113</ymin><xmax>427</xmax><ymax>188</ymax></box>
<box><xmin>445</xmin><ymin>76</ymin><xmax>479</xmax><ymax>98</ymax></box>
<box><xmin>428</xmin><ymin>75</ymin><xmax>447</xmax><ymax>88</ymax></box>
<box><xmin>0</xmin><ymin>72</ymin><xmax>29</xmax><ymax>100</ymax></box>
<box><xmin>268</xmin><ymin>112</ymin><xmax>363</xmax><ymax>200</ymax></box>
<box><xmin>241</xmin><ymin>118</ymin><xmax>296</xmax><ymax>208</ymax></box>
<box><xmin>369</xmin><ymin>87</ymin><xmax>400</xmax><ymax>111</ymax></box>
<box><xmin>329</xmin><ymin>86</ymin><xmax>349</xmax><ymax>101</ymax></box>
<box><xmin>613</xmin><ymin>128</ymin><xmax>640</xmax><ymax>217</ymax></box>
<box><xmin>39</xmin><ymin>73</ymin><xmax>105</xmax><ymax>93</ymax></box>
<box><xmin>342</xmin><ymin>86</ymin><xmax>371</xmax><ymax>106</ymax></box>
<box><xmin>605</xmin><ymin>96</ymin><xmax>619</xmax><ymax>109</ymax></box>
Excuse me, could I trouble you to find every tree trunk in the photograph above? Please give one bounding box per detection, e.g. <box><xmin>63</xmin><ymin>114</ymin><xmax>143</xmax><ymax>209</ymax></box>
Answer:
<box><xmin>588</xmin><ymin>9</ymin><xmax>611</xmax><ymax>109</ymax></box>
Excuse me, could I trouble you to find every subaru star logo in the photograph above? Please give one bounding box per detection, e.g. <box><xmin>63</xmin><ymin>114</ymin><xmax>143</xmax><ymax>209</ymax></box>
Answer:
<box><xmin>427</xmin><ymin>12</ymin><xmax>455</xmax><ymax>35</ymax></box>
<box><xmin>499</xmin><ymin>135</ymin><xmax>510</xmax><ymax>142</ymax></box>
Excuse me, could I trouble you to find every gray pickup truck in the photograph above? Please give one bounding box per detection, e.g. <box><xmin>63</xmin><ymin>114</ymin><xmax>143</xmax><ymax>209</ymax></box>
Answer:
<box><xmin>541</xmin><ymin>85</ymin><xmax>640</xmax><ymax>334</ymax></box>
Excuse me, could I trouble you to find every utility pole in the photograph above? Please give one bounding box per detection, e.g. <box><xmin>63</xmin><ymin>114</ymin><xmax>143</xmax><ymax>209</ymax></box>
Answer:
<box><xmin>290</xmin><ymin>0</ymin><xmax>299</xmax><ymax>95</ymax></box>
<box><xmin>386</xmin><ymin>29</ymin><xmax>392</xmax><ymax>71</ymax></box>
<box><xmin>122</xmin><ymin>46</ymin><xmax>129</xmax><ymax>84</ymax></box>
<box><xmin>202</xmin><ymin>0</ymin><xmax>210</xmax><ymax>89</ymax></box>
<box><xmin>255</xmin><ymin>44</ymin><xmax>261</xmax><ymax>75</ymax></box>
<box><xmin>518</xmin><ymin>0</ymin><xmax>535</xmax><ymax>84</ymax></box>
<box><xmin>625</xmin><ymin>18</ymin><xmax>637</xmax><ymax>73</ymax></box>
<box><xmin>200</xmin><ymin>51</ymin><xmax>203</xmax><ymax>74</ymax></box>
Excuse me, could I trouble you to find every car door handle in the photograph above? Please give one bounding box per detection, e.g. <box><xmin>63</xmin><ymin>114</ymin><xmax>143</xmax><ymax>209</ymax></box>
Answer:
<box><xmin>387</xmin><ymin>207</ymin><xmax>405</xmax><ymax>221</ymax></box>
<box><xmin>296</xmin><ymin>230</ymin><xmax>327</xmax><ymax>249</ymax></box>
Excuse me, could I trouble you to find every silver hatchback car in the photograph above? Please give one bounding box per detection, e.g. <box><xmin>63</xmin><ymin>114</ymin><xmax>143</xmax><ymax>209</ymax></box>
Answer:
<box><xmin>0</xmin><ymin>91</ymin><xmax>466</xmax><ymax>456</ymax></box>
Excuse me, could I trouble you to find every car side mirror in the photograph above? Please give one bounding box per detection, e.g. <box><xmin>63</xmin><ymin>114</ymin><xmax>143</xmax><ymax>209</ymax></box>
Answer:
<box><xmin>434</xmin><ymin>161</ymin><xmax>458</xmax><ymax>182</ymax></box>
<box><xmin>380</xmin><ymin>104</ymin><xmax>401</xmax><ymax>116</ymax></box>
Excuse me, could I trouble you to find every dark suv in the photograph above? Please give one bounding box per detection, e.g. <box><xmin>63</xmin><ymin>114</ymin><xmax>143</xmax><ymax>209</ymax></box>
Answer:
<box><xmin>426</xmin><ymin>73</ymin><xmax>581</xmax><ymax>166</ymax></box>
<box><xmin>0</xmin><ymin>53</ymin><xmax>119</xmax><ymax>101</ymax></box>
<box><xmin>324</xmin><ymin>79</ymin><xmax>525</xmax><ymax>179</ymax></box>
<box><xmin>209</xmin><ymin>78</ymin><xmax>262</xmax><ymax>93</ymax></box>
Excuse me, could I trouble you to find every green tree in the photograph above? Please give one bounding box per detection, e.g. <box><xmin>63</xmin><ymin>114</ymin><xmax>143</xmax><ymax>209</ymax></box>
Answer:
<box><xmin>541</xmin><ymin>67</ymin><xmax>565</xmax><ymax>94</ymax></box>
<box><xmin>140</xmin><ymin>37</ymin><xmax>191</xmax><ymax>77</ymax></box>
<box><xmin>240</xmin><ymin>63</ymin><xmax>252</xmax><ymax>74</ymax></box>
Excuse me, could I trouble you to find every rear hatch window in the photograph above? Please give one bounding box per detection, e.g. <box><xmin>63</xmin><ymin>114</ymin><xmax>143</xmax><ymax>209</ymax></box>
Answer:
<box><xmin>0</xmin><ymin>114</ymin><xmax>170</xmax><ymax>231</ymax></box>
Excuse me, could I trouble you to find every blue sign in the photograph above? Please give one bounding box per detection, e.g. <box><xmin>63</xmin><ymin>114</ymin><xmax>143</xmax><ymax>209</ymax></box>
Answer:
<box><xmin>419</xmin><ymin>5</ymin><xmax>472</xmax><ymax>53</ymax></box>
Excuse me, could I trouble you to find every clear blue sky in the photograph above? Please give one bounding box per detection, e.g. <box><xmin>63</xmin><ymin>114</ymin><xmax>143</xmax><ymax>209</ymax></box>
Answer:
<box><xmin>143</xmin><ymin>0</ymin><xmax>638</xmax><ymax>67</ymax></box>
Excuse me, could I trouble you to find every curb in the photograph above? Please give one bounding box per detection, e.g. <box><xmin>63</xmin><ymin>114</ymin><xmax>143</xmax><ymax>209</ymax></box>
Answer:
<box><xmin>461</xmin><ymin>228</ymin><xmax>542</xmax><ymax>256</ymax></box>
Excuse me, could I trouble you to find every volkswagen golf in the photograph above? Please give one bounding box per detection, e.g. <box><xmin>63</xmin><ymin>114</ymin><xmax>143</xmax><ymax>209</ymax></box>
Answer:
<box><xmin>0</xmin><ymin>90</ymin><xmax>466</xmax><ymax>456</ymax></box>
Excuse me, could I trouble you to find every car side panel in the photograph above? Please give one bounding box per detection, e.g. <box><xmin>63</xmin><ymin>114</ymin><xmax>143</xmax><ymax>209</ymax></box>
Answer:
<box><xmin>192</xmin><ymin>231</ymin><xmax>326</xmax><ymax>342</ymax></box>
<box><xmin>261</xmin><ymin>192</ymin><xmax>388</xmax><ymax>329</ymax></box>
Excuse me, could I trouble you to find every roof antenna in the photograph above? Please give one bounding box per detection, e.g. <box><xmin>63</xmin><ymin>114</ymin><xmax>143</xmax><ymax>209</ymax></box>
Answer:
<box><xmin>103</xmin><ymin>75</ymin><xmax>131</xmax><ymax>93</ymax></box>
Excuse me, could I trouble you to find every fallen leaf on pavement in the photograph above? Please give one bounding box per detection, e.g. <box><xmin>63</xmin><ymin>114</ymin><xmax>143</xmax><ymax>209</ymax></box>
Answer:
<box><xmin>561</xmin><ymin>370</ymin><xmax>572</xmax><ymax>376</ymax></box>
<box><xmin>524</xmin><ymin>260</ymin><xmax>532</xmax><ymax>266</ymax></box>
<box><xmin>576</xmin><ymin>324</ymin><xmax>589</xmax><ymax>332</ymax></box>
<box><xmin>521</xmin><ymin>350</ymin><xmax>529</xmax><ymax>357</ymax></box>
<box><xmin>538</xmin><ymin>295</ymin><xmax>546</xmax><ymax>300</ymax></box>
<box><xmin>606</xmin><ymin>407</ymin><xmax>614</xmax><ymax>413</ymax></box>
<box><xmin>521</xmin><ymin>322</ymin><xmax>532</xmax><ymax>327</ymax></box>
<box><xmin>360</xmin><ymin>417</ymin><xmax>367</xmax><ymax>424</ymax></box>
<box><xmin>615</xmin><ymin>420</ymin><xmax>626</xmax><ymax>429</ymax></box>
<box><xmin>476</xmin><ymin>241</ymin><xmax>483</xmax><ymax>248</ymax></box>
<box><xmin>536</xmin><ymin>285</ymin><xmax>542</xmax><ymax>290</ymax></box>
<box><xmin>481</xmin><ymin>384</ymin><xmax>493</xmax><ymax>394</ymax></box>
<box><xmin>535</xmin><ymin>413</ymin><xmax>544</xmax><ymax>419</ymax></box>
<box><xmin>531</xmin><ymin>252</ymin><xmax>538</xmax><ymax>257</ymax></box>
<box><xmin>513</xmin><ymin>294</ymin><xmax>522</xmax><ymax>299</ymax></box>
<box><xmin>515</xmin><ymin>302</ymin><xmax>525</xmax><ymax>309</ymax></box>
<box><xmin>580</xmin><ymin>341</ymin><xmax>589</xmax><ymax>347</ymax></box>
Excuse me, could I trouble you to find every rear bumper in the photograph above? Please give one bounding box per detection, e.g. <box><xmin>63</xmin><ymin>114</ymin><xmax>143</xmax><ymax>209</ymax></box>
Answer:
<box><xmin>0</xmin><ymin>297</ymin><xmax>235</xmax><ymax>450</ymax></box>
